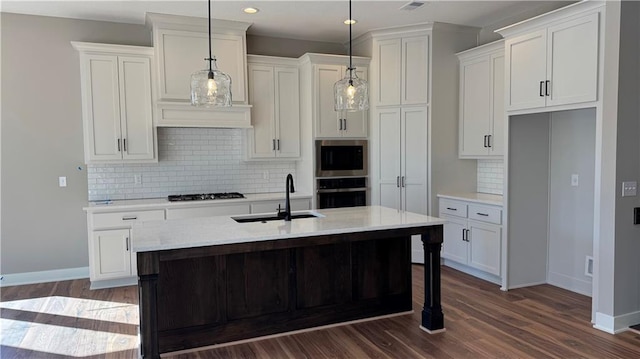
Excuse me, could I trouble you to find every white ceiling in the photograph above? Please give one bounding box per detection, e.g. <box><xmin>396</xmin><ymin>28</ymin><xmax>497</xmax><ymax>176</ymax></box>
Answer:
<box><xmin>1</xmin><ymin>1</ymin><xmax>572</xmax><ymax>43</ymax></box>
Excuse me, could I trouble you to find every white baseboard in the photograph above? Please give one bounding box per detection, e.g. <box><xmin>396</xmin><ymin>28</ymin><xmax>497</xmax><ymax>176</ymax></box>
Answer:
<box><xmin>547</xmin><ymin>271</ymin><xmax>592</xmax><ymax>297</ymax></box>
<box><xmin>0</xmin><ymin>267</ymin><xmax>89</xmax><ymax>287</ymax></box>
<box><xmin>89</xmin><ymin>276</ymin><xmax>137</xmax><ymax>290</ymax></box>
<box><xmin>505</xmin><ymin>280</ymin><xmax>548</xmax><ymax>290</ymax></box>
<box><xmin>594</xmin><ymin>311</ymin><xmax>640</xmax><ymax>334</ymax></box>
<box><xmin>442</xmin><ymin>259</ymin><xmax>501</xmax><ymax>286</ymax></box>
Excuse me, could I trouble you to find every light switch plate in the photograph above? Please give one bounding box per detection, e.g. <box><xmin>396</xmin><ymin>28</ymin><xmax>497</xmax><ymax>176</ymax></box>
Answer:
<box><xmin>571</xmin><ymin>174</ymin><xmax>579</xmax><ymax>187</ymax></box>
<box><xmin>58</xmin><ymin>176</ymin><xmax>67</xmax><ymax>187</ymax></box>
<box><xmin>622</xmin><ymin>181</ymin><xmax>637</xmax><ymax>197</ymax></box>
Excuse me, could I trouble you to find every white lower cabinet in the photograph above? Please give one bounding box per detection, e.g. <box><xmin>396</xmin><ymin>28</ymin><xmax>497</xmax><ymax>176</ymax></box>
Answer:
<box><xmin>91</xmin><ymin>229</ymin><xmax>132</xmax><ymax>281</ymax></box>
<box><xmin>87</xmin><ymin>209</ymin><xmax>165</xmax><ymax>288</ymax></box>
<box><xmin>439</xmin><ymin>197</ymin><xmax>502</xmax><ymax>281</ymax></box>
<box><xmin>166</xmin><ymin>204</ymin><xmax>250</xmax><ymax>220</ymax></box>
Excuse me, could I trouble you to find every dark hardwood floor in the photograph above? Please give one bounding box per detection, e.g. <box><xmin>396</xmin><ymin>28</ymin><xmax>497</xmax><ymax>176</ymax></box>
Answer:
<box><xmin>1</xmin><ymin>265</ymin><xmax>639</xmax><ymax>358</ymax></box>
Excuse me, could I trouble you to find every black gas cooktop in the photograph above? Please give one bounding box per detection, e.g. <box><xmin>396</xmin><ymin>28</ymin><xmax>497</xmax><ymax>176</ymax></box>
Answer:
<box><xmin>167</xmin><ymin>192</ymin><xmax>245</xmax><ymax>202</ymax></box>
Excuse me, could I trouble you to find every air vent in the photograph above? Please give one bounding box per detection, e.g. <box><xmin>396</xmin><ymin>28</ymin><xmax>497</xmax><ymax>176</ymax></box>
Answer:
<box><xmin>400</xmin><ymin>1</ymin><xmax>426</xmax><ymax>11</ymax></box>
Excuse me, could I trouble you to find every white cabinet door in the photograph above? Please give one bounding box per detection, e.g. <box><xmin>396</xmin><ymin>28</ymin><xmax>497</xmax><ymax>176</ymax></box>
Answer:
<box><xmin>489</xmin><ymin>54</ymin><xmax>505</xmax><ymax>156</ymax></box>
<box><xmin>342</xmin><ymin>67</ymin><xmax>368</xmax><ymax>138</ymax></box>
<box><xmin>248</xmin><ymin>64</ymin><xmax>276</xmax><ymax>158</ymax></box>
<box><xmin>84</xmin><ymin>54</ymin><xmax>122</xmax><ymax>162</ymax></box>
<box><xmin>442</xmin><ymin>216</ymin><xmax>468</xmax><ymax>264</ymax></box>
<box><xmin>401</xmin><ymin>36</ymin><xmax>429</xmax><ymax>105</ymax></box>
<box><xmin>459</xmin><ymin>57</ymin><xmax>491</xmax><ymax>157</ymax></box>
<box><xmin>91</xmin><ymin>229</ymin><xmax>131</xmax><ymax>281</ymax></box>
<box><xmin>155</xmin><ymin>29</ymin><xmax>246</xmax><ymax>103</ymax></box>
<box><xmin>375</xmin><ymin>38</ymin><xmax>401</xmax><ymax>106</ymax></box>
<box><xmin>468</xmin><ymin>221</ymin><xmax>501</xmax><ymax>276</ymax></box>
<box><xmin>505</xmin><ymin>30</ymin><xmax>547</xmax><ymax>111</ymax></box>
<box><xmin>118</xmin><ymin>56</ymin><xmax>154</xmax><ymax>161</ymax></box>
<box><xmin>315</xmin><ymin>64</ymin><xmax>342</xmax><ymax>138</ymax></box>
<box><xmin>546</xmin><ymin>13</ymin><xmax>599</xmax><ymax>107</ymax></box>
<box><xmin>274</xmin><ymin>66</ymin><xmax>300</xmax><ymax>157</ymax></box>
<box><xmin>377</xmin><ymin>108</ymin><xmax>402</xmax><ymax>210</ymax></box>
<box><xmin>401</xmin><ymin>107</ymin><xmax>429</xmax><ymax>215</ymax></box>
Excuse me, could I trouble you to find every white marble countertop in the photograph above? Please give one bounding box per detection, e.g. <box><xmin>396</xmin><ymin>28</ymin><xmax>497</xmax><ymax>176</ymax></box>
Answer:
<box><xmin>83</xmin><ymin>192</ymin><xmax>313</xmax><ymax>212</ymax></box>
<box><xmin>132</xmin><ymin>206</ymin><xmax>446</xmax><ymax>252</ymax></box>
<box><xmin>437</xmin><ymin>192</ymin><xmax>503</xmax><ymax>206</ymax></box>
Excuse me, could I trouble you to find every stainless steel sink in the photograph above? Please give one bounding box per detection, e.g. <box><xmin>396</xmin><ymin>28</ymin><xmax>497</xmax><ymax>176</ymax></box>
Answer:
<box><xmin>232</xmin><ymin>211</ymin><xmax>323</xmax><ymax>223</ymax></box>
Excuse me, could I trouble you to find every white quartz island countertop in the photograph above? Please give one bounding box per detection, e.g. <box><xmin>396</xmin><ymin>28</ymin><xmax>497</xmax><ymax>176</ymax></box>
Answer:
<box><xmin>132</xmin><ymin>206</ymin><xmax>446</xmax><ymax>252</ymax></box>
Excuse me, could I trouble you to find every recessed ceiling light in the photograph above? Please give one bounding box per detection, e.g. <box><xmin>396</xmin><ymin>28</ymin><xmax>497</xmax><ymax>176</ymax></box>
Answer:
<box><xmin>243</xmin><ymin>7</ymin><xmax>259</xmax><ymax>14</ymax></box>
<box><xmin>344</xmin><ymin>19</ymin><xmax>357</xmax><ymax>25</ymax></box>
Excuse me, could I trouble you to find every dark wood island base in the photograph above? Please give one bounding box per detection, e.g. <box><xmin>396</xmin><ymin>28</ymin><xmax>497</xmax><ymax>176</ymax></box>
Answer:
<box><xmin>137</xmin><ymin>225</ymin><xmax>444</xmax><ymax>358</ymax></box>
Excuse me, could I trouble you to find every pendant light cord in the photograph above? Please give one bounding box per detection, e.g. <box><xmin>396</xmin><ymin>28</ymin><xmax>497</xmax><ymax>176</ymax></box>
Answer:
<box><xmin>348</xmin><ymin>0</ymin><xmax>353</xmax><ymax>83</ymax></box>
<box><xmin>207</xmin><ymin>0</ymin><xmax>213</xmax><ymax>77</ymax></box>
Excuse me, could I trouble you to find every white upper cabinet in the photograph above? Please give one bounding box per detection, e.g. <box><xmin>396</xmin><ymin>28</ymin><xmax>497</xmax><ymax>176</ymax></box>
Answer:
<box><xmin>374</xmin><ymin>35</ymin><xmax>429</xmax><ymax>107</ymax></box>
<box><xmin>247</xmin><ymin>56</ymin><xmax>300</xmax><ymax>159</ymax></box>
<box><xmin>299</xmin><ymin>54</ymin><xmax>369</xmax><ymax>139</ymax></box>
<box><xmin>498</xmin><ymin>4</ymin><xmax>601</xmax><ymax>112</ymax></box>
<box><xmin>73</xmin><ymin>42</ymin><xmax>156</xmax><ymax>164</ymax></box>
<box><xmin>457</xmin><ymin>41</ymin><xmax>504</xmax><ymax>158</ymax></box>
<box><xmin>145</xmin><ymin>13</ymin><xmax>252</xmax><ymax>128</ymax></box>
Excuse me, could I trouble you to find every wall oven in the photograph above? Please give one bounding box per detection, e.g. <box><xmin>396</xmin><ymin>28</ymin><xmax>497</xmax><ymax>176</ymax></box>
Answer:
<box><xmin>317</xmin><ymin>177</ymin><xmax>367</xmax><ymax>209</ymax></box>
<box><xmin>315</xmin><ymin>140</ymin><xmax>367</xmax><ymax>177</ymax></box>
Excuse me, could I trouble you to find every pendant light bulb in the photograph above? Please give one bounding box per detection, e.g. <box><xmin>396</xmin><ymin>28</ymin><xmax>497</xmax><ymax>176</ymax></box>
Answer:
<box><xmin>190</xmin><ymin>0</ymin><xmax>232</xmax><ymax>107</ymax></box>
<box><xmin>334</xmin><ymin>0</ymin><xmax>369</xmax><ymax>112</ymax></box>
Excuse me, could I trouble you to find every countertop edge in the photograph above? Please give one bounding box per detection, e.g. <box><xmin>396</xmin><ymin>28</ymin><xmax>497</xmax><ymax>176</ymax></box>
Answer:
<box><xmin>437</xmin><ymin>193</ymin><xmax>503</xmax><ymax>206</ymax></box>
<box><xmin>83</xmin><ymin>193</ymin><xmax>313</xmax><ymax>212</ymax></box>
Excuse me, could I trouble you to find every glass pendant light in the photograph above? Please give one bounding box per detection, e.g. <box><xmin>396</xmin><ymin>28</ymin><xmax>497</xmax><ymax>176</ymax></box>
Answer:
<box><xmin>334</xmin><ymin>0</ymin><xmax>369</xmax><ymax>111</ymax></box>
<box><xmin>190</xmin><ymin>0</ymin><xmax>232</xmax><ymax>107</ymax></box>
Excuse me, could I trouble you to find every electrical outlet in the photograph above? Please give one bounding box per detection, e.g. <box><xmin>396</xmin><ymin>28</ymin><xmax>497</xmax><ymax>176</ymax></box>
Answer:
<box><xmin>263</xmin><ymin>171</ymin><xmax>269</xmax><ymax>180</ymax></box>
<box><xmin>134</xmin><ymin>174</ymin><xmax>142</xmax><ymax>185</ymax></box>
<box><xmin>571</xmin><ymin>174</ymin><xmax>579</xmax><ymax>187</ymax></box>
<box><xmin>585</xmin><ymin>256</ymin><xmax>594</xmax><ymax>277</ymax></box>
<box><xmin>58</xmin><ymin>176</ymin><xmax>67</xmax><ymax>187</ymax></box>
<box><xmin>622</xmin><ymin>181</ymin><xmax>637</xmax><ymax>197</ymax></box>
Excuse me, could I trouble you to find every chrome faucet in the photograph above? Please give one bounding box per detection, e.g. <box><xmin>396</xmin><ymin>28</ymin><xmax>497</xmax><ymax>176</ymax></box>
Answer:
<box><xmin>280</xmin><ymin>173</ymin><xmax>295</xmax><ymax>221</ymax></box>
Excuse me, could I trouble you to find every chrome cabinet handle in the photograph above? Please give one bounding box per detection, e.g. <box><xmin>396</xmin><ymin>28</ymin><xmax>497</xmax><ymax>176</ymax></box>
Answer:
<box><xmin>401</xmin><ymin>176</ymin><xmax>405</xmax><ymax>187</ymax></box>
<box><xmin>126</xmin><ymin>237</ymin><xmax>129</xmax><ymax>251</ymax></box>
<box><xmin>396</xmin><ymin>176</ymin><xmax>400</xmax><ymax>188</ymax></box>
<box><xmin>476</xmin><ymin>212</ymin><xmax>489</xmax><ymax>217</ymax></box>
<box><xmin>462</xmin><ymin>228</ymin><xmax>467</xmax><ymax>241</ymax></box>
<box><xmin>277</xmin><ymin>139</ymin><xmax>280</xmax><ymax>151</ymax></box>
<box><xmin>122</xmin><ymin>216</ymin><xmax>138</xmax><ymax>221</ymax></box>
<box><xmin>338</xmin><ymin>118</ymin><xmax>343</xmax><ymax>130</ymax></box>
<box><xmin>123</xmin><ymin>138</ymin><xmax>127</xmax><ymax>152</ymax></box>
<box><xmin>487</xmin><ymin>135</ymin><xmax>492</xmax><ymax>148</ymax></box>
<box><xmin>117</xmin><ymin>139</ymin><xmax>121</xmax><ymax>152</ymax></box>
<box><xmin>446</xmin><ymin>207</ymin><xmax>457</xmax><ymax>211</ymax></box>
<box><xmin>272</xmin><ymin>139</ymin><xmax>276</xmax><ymax>151</ymax></box>
<box><xmin>466</xmin><ymin>229</ymin><xmax>470</xmax><ymax>242</ymax></box>
<box><xmin>540</xmin><ymin>81</ymin><xmax>545</xmax><ymax>97</ymax></box>
<box><xmin>343</xmin><ymin>119</ymin><xmax>347</xmax><ymax>131</ymax></box>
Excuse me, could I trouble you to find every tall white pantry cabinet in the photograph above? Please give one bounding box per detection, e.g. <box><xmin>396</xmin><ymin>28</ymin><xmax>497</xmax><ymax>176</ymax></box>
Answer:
<box><xmin>363</xmin><ymin>24</ymin><xmax>478</xmax><ymax>263</ymax></box>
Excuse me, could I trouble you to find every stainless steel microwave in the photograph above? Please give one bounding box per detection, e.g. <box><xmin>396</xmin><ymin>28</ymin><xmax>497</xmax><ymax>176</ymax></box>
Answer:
<box><xmin>315</xmin><ymin>140</ymin><xmax>368</xmax><ymax>177</ymax></box>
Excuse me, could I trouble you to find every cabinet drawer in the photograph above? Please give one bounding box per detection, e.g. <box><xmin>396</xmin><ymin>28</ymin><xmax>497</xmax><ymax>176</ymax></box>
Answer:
<box><xmin>92</xmin><ymin>210</ymin><xmax>165</xmax><ymax>230</ymax></box>
<box><xmin>166</xmin><ymin>204</ymin><xmax>250</xmax><ymax>220</ymax></box>
<box><xmin>468</xmin><ymin>204</ymin><xmax>501</xmax><ymax>224</ymax></box>
<box><xmin>439</xmin><ymin>199</ymin><xmax>467</xmax><ymax>218</ymax></box>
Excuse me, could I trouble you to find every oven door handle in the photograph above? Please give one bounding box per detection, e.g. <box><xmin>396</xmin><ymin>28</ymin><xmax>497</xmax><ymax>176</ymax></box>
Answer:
<box><xmin>317</xmin><ymin>187</ymin><xmax>368</xmax><ymax>193</ymax></box>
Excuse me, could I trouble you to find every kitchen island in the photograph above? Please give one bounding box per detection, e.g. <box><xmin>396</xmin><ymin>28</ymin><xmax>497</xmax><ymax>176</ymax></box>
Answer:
<box><xmin>133</xmin><ymin>206</ymin><xmax>446</xmax><ymax>358</ymax></box>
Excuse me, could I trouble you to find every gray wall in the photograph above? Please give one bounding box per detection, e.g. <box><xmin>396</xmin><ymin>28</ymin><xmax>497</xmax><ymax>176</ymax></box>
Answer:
<box><xmin>548</xmin><ymin>109</ymin><xmax>596</xmax><ymax>296</ymax></box>
<box><xmin>0</xmin><ymin>13</ymin><xmax>345</xmax><ymax>276</ymax></box>
<box><xmin>613</xmin><ymin>0</ymin><xmax>640</xmax><ymax>318</ymax></box>
<box><xmin>1</xmin><ymin>13</ymin><xmax>152</xmax><ymax>275</ymax></box>
<box><xmin>508</xmin><ymin>113</ymin><xmax>550</xmax><ymax>288</ymax></box>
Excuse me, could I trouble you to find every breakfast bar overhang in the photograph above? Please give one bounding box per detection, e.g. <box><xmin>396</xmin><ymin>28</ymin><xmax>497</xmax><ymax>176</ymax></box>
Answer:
<box><xmin>133</xmin><ymin>206</ymin><xmax>446</xmax><ymax>358</ymax></box>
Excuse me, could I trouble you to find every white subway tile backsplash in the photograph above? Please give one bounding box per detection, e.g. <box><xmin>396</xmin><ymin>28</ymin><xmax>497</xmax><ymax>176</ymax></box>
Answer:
<box><xmin>477</xmin><ymin>159</ymin><xmax>504</xmax><ymax>195</ymax></box>
<box><xmin>87</xmin><ymin>128</ymin><xmax>297</xmax><ymax>201</ymax></box>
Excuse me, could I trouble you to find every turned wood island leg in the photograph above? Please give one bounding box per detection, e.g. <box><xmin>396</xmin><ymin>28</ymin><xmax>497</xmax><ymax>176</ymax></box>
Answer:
<box><xmin>420</xmin><ymin>224</ymin><xmax>445</xmax><ymax>333</ymax></box>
